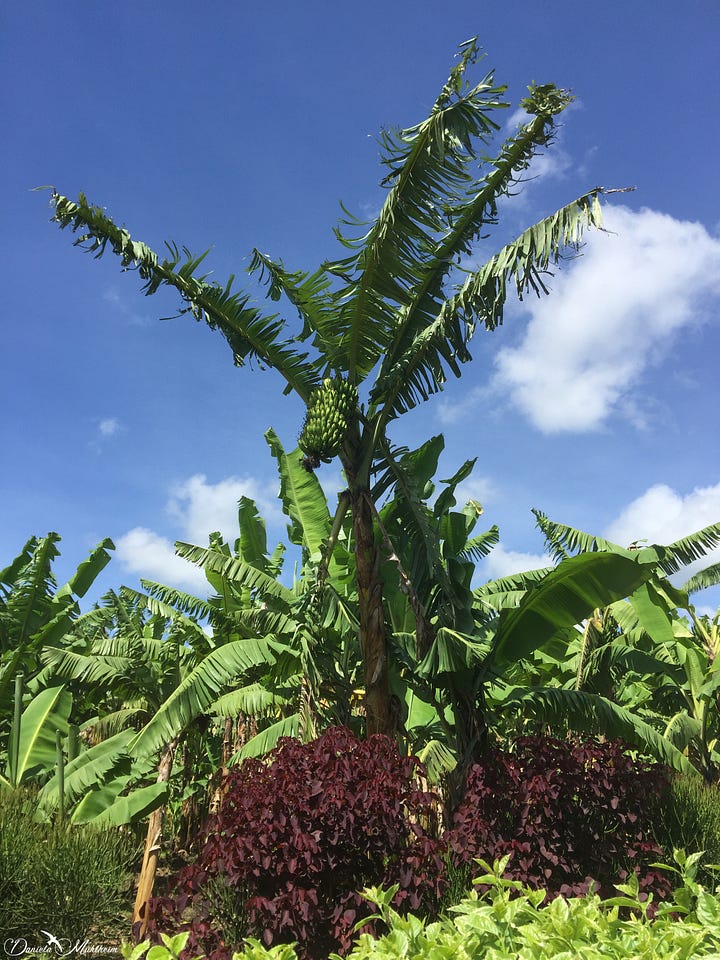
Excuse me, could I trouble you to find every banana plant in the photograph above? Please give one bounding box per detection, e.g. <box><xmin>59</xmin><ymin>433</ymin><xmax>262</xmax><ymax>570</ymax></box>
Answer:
<box><xmin>33</xmin><ymin>581</ymin><xmax>277</xmax><ymax>936</ymax></box>
<box><xmin>1</xmin><ymin>683</ymin><xmax>72</xmax><ymax>790</ymax></box>
<box><xmin>47</xmin><ymin>39</ymin><xmax>615</xmax><ymax>735</ymax></box>
<box><xmin>440</xmin><ymin>550</ymin><xmax>694</xmax><ymax>785</ymax></box>
<box><xmin>0</xmin><ymin>533</ymin><xmax>113</xmax><ymax>738</ymax></box>
<box><xmin>0</xmin><ymin>679</ymin><xmax>173</xmax><ymax>829</ymax></box>
<box><xmin>21</xmin><ymin>589</ymin><xmax>204</xmax><ymax>828</ymax></box>
<box><xmin>358</xmin><ymin>443</ymin><xmax>690</xmax><ymax>792</ymax></box>
<box><xmin>132</xmin><ymin>430</ymin><xmax>362</xmax><ymax>763</ymax></box>
<box><xmin>513</xmin><ymin>511</ymin><xmax>720</xmax><ymax>780</ymax></box>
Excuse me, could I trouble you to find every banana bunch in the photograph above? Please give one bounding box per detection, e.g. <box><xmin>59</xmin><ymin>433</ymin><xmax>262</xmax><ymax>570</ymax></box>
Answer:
<box><xmin>299</xmin><ymin>377</ymin><xmax>357</xmax><ymax>468</ymax></box>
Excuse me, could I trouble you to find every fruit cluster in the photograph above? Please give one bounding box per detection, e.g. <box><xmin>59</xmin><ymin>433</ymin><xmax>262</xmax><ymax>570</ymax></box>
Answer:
<box><xmin>299</xmin><ymin>377</ymin><xmax>357</xmax><ymax>468</ymax></box>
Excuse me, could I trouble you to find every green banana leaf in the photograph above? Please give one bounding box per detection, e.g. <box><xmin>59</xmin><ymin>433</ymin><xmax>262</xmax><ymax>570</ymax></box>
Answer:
<box><xmin>265</xmin><ymin>428</ymin><xmax>332</xmax><ymax>563</ymax></box>
<box><xmin>38</xmin><ymin>728</ymin><xmax>135</xmax><ymax>813</ymax></box>
<box><xmin>663</xmin><ymin>711</ymin><xmax>702</xmax><ymax>751</ymax></box>
<box><xmin>416</xmin><ymin>739</ymin><xmax>457</xmax><ymax>782</ymax></box>
<box><xmin>231</xmin><ymin>713</ymin><xmax>300</xmax><ymax>762</ymax></box>
<box><xmin>6</xmin><ymin>685</ymin><xmax>72</xmax><ymax>786</ymax></box>
<box><xmin>628</xmin><ymin>581</ymin><xmax>676</xmax><ymax>645</ymax></box>
<box><xmin>129</xmin><ymin>636</ymin><xmax>289</xmax><ymax>757</ymax></box>
<box><xmin>88</xmin><ymin>780</ymin><xmax>169</xmax><ymax>827</ymax></box>
<box><xmin>70</xmin><ymin>775</ymin><xmax>130</xmax><ymax>824</ymax></box>
<box><xmin>491</xmin><ymin>551</ymin><xmax>658</xmax><ymax>670</ymax></box>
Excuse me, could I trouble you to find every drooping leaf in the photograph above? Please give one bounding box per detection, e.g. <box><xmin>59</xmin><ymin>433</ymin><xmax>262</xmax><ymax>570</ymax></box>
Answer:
<box><xmin>491</xmin><ymin>552</ymin><xmax>658</xmax><ymax>670</ymax></box>
<box><xmin>38</xmin><ymin>728</ymin><xmax>135</xmax><ymax>813</ymax></box>
<box><xmin>129</xmin><ymin>637</ymin><xmax>288</xmax><ymax>757</ymax></box>
<box><xmin>661</xmin><ymin>521</ymin><xmax>720</xmax><ymax>575</ymax></box>
<box><xmin>248</xmin><ymin>249</ymin><xmax>340</xmax><ymax>364</ymax></box>
<box><xmin>88</xmin><ymin>780</ymin><xmax>169</xmax><ymax>827</ymax></box>
<box><xmin>416</xmin><ymin>739</ymin><xmax>457</xmax><ymax>783</ymax></box>
<box><xmin>50</xmin><ymin>193</ymin><xmax>320</xmax><ymax>401</ymax></box>
<box><xmin>208</xmin><ymin>682</ymin><xmax>291</xmax><ymax>717</ymax></box>
<box><xmin>584</xmin><ymin>642</ymin><xmax>683</xmax><ymax>691</ymax></box>
<box><xmin>70</xmin><ymin>775</ymin><xmax>130</xmax><ymax>824</ymax></box>
<box><xmin>376</xmin><ymin>186</ymin><xmax>606</xmax><ymax>423</ymax></box>
<box><xmin>663</xmin><ymin>711</ymin><xmax>703</xmax><ymax>750</ymax></box>
<box><xmin>628</xmin><ymin>581</ymin><xmax>677</xmax><ymax>645</ymax></box>
<box><xmin>461</xmin><ymin>525</ymin><xmax>500</xmax><ymax>563</ymax></box>
<box><xmin>231</xmin><ymin>713</ymin><xmax>301</xmax><ymax>762</ymax></box>
<box><xmin>683</xmin><ymin>562</ymin><xmax>720</xmax><ymax>595</ymax></box>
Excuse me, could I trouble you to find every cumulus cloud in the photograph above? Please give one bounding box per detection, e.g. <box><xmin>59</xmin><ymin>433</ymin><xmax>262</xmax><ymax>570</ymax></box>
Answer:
<box><xmin>167</xmin><ymin>473</ymin><xmax>281</xmax><ymax>545</ymax></box>
<box><xmin>480</xmin><ymin>544</ymin><xmax>552</xmax><ymax>583</ymax></box>
<box><xmin>604</xmin><ymin>482</ymin><xmax>720</xmax><ymax>587</ymax></box>
<box><xmin>115</xmin><ymin>527</ymin><xmax>209</xmax><ymax>593</ymax></box>
<box><xmin>98</xmin><ymin>417</ymin><xmax>120</xmax><ymax>437</ymax></box>
<box><xmin>115</xmin><ymin>472</ymin><xmax>283</xmax><ymax>592</ymax></box>
<box><xmin>492</xmin><ymin>206</ymin><xmax>720</xmax><ymax>432</ymax></box>
<box><xmin>454</xmin><ymin>475</ymin><xmax>496</xmax><ymax>509</ymax></box>
<box><xmin>101</xmin><ymin>286</ymin><xmax>151</xmax><ymax>327</ymax></box>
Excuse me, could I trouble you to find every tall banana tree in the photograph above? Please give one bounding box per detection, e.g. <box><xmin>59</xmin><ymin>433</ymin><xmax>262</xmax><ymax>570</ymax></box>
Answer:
<box><xmin>47</xmin><ymin>40</ymin><xmax>615</xmax><ymax>734</ymax></box>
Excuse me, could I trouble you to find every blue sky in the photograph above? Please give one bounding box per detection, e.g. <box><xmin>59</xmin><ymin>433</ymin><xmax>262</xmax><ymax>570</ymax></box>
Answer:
<box><xmin>3</xmin><ymin>1</ymin><xmax>720</xmax><ymax>611</ymax></box>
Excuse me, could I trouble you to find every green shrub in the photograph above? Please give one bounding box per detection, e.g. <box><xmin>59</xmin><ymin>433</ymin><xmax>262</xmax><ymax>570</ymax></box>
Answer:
<box><xmin>0</xmin><ymin>787</ymin><xmax>137</xmax><ymax>940</ymax></box>
<box><xmin>654</xmin><ymin>774</ymin><xmax>720</xmax><ymax>886</ymax></box>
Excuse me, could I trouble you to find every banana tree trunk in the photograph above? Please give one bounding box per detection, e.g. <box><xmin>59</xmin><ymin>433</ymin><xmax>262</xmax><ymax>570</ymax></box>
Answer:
<box><xmin>132</xmin><ymin>735</ymin><xmax>179</xmax><ymax>940</ymax></box>
<box><xmin>350</xmin><ymin>487</ymin><xmax>392</xmax><ymax>736</ymax></box>
<box><xmin>446</xmin><ymin>684</ymin><xmax>489</xmax><ymax>813</ymax></box>
<box><xmin>209</xmin><ymin>716</ymin><xmax>234</xmax><ymax>816</ymax></box>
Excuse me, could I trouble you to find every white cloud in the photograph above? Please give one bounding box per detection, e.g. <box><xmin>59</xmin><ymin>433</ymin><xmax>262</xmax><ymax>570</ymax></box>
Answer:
<box><xmin>115</xmin><ymin>527</ymin><xmax>209</xmax><ymax>593</ymax></box>
<box><xmin>492</xmin><ymin>206</ymin><xmax>720</xmax><ymax>432</ymax></box>
<box><xmin>98</xmin><ymin>417</ymin><xmax>120</xmax><ymax>437</ymax></box>
<box><xmin>436</xmin><ymin>388</ymin><xmax>485</xmax><ymax>426</ymax></box>
<box><xmin>101</xmin><ymin>286</ymin><xmax>151</xmax><ymax>327</ymax></box>
<box><xmin>454</xmin><ymin>475</ymin><xmax>496</xmax><ymax>508</ymax></box>
<box><xmin>506</xmin><ymin>107</ymin><xmax>530</xmax><ymax>130</ymax></box>
<box><xmin>480</xmin><ymin>544</ymin><xmax>552</xmax><ymax>582</ymax></box>
<box><xmin>358</xmin><ymin>198</ymin><xmax>382</xmax><ymax>221</ymax></box>
<box><xmin>604</xmin><ymin>482</ymin><xmax>720</xmax><ymax>588</ymax></box>
<box><xmin>115</xmin><ymin>473</ymin><xmax>283</xmax><ymax>592</ymax></box>
<box><xmin>167</xmin><ymin>473</ymin><xmax>281</xmax><ymax>545</ymax></box>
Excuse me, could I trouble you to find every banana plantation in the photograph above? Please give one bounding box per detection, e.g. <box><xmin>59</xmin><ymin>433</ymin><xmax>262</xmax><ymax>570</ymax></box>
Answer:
<box><xmin>4</xmin><ymin>38</ymin><xmax>720</xmax><ymax>959</ymax></box>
